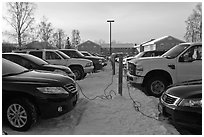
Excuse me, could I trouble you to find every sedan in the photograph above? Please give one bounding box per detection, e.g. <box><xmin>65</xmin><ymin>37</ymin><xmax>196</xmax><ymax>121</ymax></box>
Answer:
<box><xmin>2</xmin><ymin>53</ymin><xmax>76</xmax><ymax>80</ymax></box>
<box><xmin>158</xmin><ymin>79</ymin><xmax>202</xmax><ymax>133</ymax></box>
<box><xmin>2</xmin><ymin>58</ymin><xmax>79</xmax><ymax>131</ymax></box>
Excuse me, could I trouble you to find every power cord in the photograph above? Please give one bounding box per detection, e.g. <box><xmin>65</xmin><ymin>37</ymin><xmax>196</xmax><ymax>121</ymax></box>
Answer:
<box><xmin>76</xmin><ymin>74</ymin><xmax>117</xmax><ymax>100</ymax></box>
<box><xmin>126</xmin><ymin>82</ymin><xmax>159</xmax><ymax>121</ymax></box>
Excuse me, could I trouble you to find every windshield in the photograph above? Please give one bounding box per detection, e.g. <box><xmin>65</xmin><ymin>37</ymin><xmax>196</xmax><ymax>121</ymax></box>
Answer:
<box><xmin>133</xmin><ymin>52</ymin><xmax>145</xmax><ymax>58</ymax></box>
<box><xmin>162</xmin><ymin>43</ymin><xmax>190</xmax><ymax>59</ymax></box>
<box><xmin>56</xmin><ymin>51</ymin><xmax>70</xmax><ymax>59</ymax></box>
<box><xmin>82</xmin><ymin>52</ymin><xmax>92</xmax><ymax>56</ymax></box>
<box><xmin>2</xmin><ymin>58</ymin><xmax>28</xmax><ymax>76</ymax></box>
<box><xmin>76</xmin><ymin>50</ymin><xmax>85</xmax><ymax>57</ymax></box>
<box><xmin>26</xmin><ymin>54</ymin><xmax>49</xmax><ymax>65</ymax></box>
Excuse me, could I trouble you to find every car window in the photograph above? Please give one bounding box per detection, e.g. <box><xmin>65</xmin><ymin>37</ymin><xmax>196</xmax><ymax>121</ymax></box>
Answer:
<box><xmin>179</xmin><ymin>45</ymin><xmax>202</xmax><ymax>62</ymax></box>
<box><xmin>46</xmin><ymin>51</ymin><xmax>61</xmax><ymax>60</ymax></box>
<box><xmin>162</xmin><ymin>44</ymin><xmax>190</xmax><ymax>59</ymax></box>
<box><xmin>29</xmin><ymin>51</ymin><xmax>43</xmax><ymax>59</ymax></box>
<box><xmin>56</xmin><ymin>51</ymin><xmax>70</xmax><ymax>59</ymax></box>
<box><xmin>25</xmin><ymin>55</ymin><xmax>49</xmax><ymax>65</ymax></box>
<box><xmin>69</xmin><ymin>51</ymin><xmax>80</xmax><ymax>58</ymax></box>
<box><xmin>3</xmin><ymin>55</ymin><xmax>36</xmax><ymax>69</ymax></box>
<box><xmin>2</xmin><ymin>58</ymin><xmax>28</xmax><ymax>76</ymax></box>
<box><xmin>82</xmin><ymin>52</ymin><xmax>91</xmax><ymax>56</ymax></box>
<box><xmin>62</xmin><ymin>50</ymin><xmax>73</xmax><ymax>57</ymax></box>
<box><xmin>142</xmin><ymin>52</ymin><xmax>152</xmax><ymax>57</ymax></box>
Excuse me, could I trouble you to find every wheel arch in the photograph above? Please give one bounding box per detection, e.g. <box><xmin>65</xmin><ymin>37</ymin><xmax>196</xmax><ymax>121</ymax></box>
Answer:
<box><xmin>3</xmin><ymin>91</ymin><xmax>41</xmax><ymax>116</ymax></box>
<box><xmin>142</xmin><ymin>69</ymin><xmax>173</xmax><ymax>87</ymax></box>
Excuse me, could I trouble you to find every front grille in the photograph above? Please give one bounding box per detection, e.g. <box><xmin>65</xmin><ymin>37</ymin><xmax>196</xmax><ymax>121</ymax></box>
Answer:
<box><xmin>162</xmin><ymin>93</ymin><xmax>177</xmax><ymax>104</ymax></box>
<box><xmin>64</xmin><ymin>83</ymin><xmax>77</xmax><ymax>93</ymax></box>
<box><xmin>128</xmin><ymin>62</ymin><xmax>136</xmax><ymax>76</ymax></box>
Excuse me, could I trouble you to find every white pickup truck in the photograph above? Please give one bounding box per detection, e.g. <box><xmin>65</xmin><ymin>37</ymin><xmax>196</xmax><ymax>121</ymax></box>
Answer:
<box><xmin>127</xmin><ymin>42</ymin><xmax>202</xmax><ymax>97</ymax></box>
<box><xmin>13</xmin><ymin>49</ymin><xmax>94</xmax><ymax>80</ymax></box>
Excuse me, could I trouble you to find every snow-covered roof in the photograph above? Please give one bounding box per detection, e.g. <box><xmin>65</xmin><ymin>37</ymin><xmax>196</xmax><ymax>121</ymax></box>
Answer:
<box><xmin>142</xmin><ymin>36</ymin><xmax>184</xmax><ymax>47</ymax></box>
<box><xmin>142</xmin><ymin>36</ymin><xmax>169</xmax><ymax>46</ymax></box>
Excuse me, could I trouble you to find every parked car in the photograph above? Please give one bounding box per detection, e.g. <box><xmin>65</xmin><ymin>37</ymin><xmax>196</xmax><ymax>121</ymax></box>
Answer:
<box><xmin>13</xmin><ymin>49</ymin><xmax>94</xmax><ymax>80</ymax></box>
<box><xmin>127</xmin><ymin>42</ymin><xmax>202</xmax><ymax>97</ymax></box>
<box><xmin>59</xmin><ymin>49</ymin><xmax>107</xmax><ymax>71</ymax></box>
<box><xmin>2</xmin><ymin>53</ymin><xmax>76</xmax><ymax>80</ymax></box>
<box><xmin>158</xmin><ymin>79</ymin><xmax>202</xmax><ymax>133</ymax></box>
<box><xmin>91</xmin><ymin>52</ymin><xmax>107</xmax><ymax>59</ymax></box>
<box><xmin>2</xmin><ymin>58</ymin><xmax>79</xmax><ymax>131</ymax></box>
<box><xmin>123</xmin><ymin>50</ymin><xmax>166</xmax><ymax>67</ymax></box>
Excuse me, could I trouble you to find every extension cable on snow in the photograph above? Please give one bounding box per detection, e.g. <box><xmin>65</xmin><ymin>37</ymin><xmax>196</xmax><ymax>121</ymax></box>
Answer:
<box><xmin>76</xmin><ymin>74</ymin><xmax>117</xmax><ymax>101</ymax></box>
<box><xmin>126</xmin><ymin>80</ymin><xmax>159</xmax><ymax>121</ymax></box>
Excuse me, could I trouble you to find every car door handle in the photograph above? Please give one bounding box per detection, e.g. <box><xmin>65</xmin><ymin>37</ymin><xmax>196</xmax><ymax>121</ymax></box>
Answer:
<box><xmin>168</xmin><ymin>64</ymin><xmax>175</xmax><ymax>69</ymax></box>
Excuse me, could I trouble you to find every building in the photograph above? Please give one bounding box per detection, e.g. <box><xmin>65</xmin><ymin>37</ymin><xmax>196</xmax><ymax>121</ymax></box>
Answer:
<box><xmin>101</xmin><ymin>43</ymin><xmax>138</xmax><ymax>56</ymax></box>
<box><xmin>135</xmin><ymin>36</ymin><xmax>185</xmax><ymax>52</ymax></box>
<box><xmin>76</xmin><ymin>40</ymin><xmax>102</xmax><ymax>54</ymax></box>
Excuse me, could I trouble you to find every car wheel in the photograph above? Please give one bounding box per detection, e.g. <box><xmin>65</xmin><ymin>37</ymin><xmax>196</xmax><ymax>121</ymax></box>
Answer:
<box><xmin>5</xmin><ymin>98</ymin><xmax>38</xmax><ymax>131</ymax></box>
<box><xmin>146</xmin><ymin>76</ymin><xmax>168</xmax><ymax>97</ymax></box>
<box><xmin>70</xmin><ymin>67</ymin><xmax>84</xmax><ymax>80</ymax></box>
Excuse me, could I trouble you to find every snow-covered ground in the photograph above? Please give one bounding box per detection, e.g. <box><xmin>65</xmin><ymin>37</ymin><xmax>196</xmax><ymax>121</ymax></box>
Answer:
<box><xmin>2</xmin><ymin>62</ymin><xmax>180</xmax><ymax>135</ymax></box>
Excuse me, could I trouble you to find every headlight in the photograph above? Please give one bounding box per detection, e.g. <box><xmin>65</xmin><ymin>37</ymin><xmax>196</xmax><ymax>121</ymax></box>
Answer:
<box><xmin>37</xmin><ymin>87</ymin><xmax>69</xmax><ymax>94</ymax></box>
<box><xmin>178</xmin><ymin>98</ymin><xmax>202</xmax><ymax>107</ymax></box>
<box><xmin>135</xmin><ymin>64</ymin><xmax>143</xmax><ymax>75</ymax></box>
<box><xmin>85</xmin><ymin>62</ymin><xmax>93</xmax><ymax>67</ymax></box>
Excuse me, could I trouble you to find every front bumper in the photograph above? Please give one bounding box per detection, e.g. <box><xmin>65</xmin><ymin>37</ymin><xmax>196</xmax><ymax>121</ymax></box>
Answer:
<box><xmin>84</xmin><ymin>66</ymin><xmax>94</xmax><ymax>73</ymax></box>
<box><xmin>158</xmin><ymin>100</ymin><xmax>202</xmax><ymax>130</ymax></box>
<box><xmin>37</xmin><ymin>92</ymin><xmax>79</xmax><ymax>119</ymax></box>
<box><xmin>126</xmin><ymin>72</ymin><xmax>144</xmax><ymax>84</ymax></box>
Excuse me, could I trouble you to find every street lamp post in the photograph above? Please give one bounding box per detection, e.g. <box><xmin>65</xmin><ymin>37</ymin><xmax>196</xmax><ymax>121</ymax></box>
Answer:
<box><xmin>107</xmin><ymin>20</ymin><xmax>114</xmax><ymax>56</ymax></box>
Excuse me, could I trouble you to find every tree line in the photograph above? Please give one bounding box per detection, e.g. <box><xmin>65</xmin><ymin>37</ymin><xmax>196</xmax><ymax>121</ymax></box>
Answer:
<box><xmin>3</xmin><ymin>2</ymin><xmax>80</xmax><ymax>49</ymax></box>
<box><xmin>2</xmin><ymin>2</ymin><xmax>202</xmax><ymax>49</ymax></box>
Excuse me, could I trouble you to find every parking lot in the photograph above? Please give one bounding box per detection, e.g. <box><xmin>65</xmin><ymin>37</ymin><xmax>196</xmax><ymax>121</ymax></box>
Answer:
<box><xmin>3</xmin><ymin>62</ymin><xmax>184</xmax><ymax>135</ymax></box>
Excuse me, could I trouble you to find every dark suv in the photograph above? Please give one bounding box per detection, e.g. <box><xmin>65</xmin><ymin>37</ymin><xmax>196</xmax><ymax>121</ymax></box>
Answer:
<box><xmin>2</xmin><ymin>58</ymin><xmax>79</xmax><ymax>131</ymax></box>
<box><xmin>59</xmin><ymin>49</ymin><xmax>107</xmax><ymax>71</ymax></box>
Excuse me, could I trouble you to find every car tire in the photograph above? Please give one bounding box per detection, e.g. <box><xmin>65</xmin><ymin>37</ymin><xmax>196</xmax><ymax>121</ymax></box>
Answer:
<box><xmin>146</xmin><ymin>76</ymin><xmax>168</xmax><ymax>97</ymax></box>
<box><xmin>70</xmin><ymin>66</ymin><xmax>84</xmax><ymax>80</ymax></box>
<box><xmin>5</xmin><ymin>98</ymin><xmax>38</xmax><ymax>131</ymax></box>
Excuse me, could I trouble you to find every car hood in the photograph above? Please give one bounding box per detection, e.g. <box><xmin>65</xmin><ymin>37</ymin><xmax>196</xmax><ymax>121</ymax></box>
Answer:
<box><xmin>129</xmin><ymin>56</ymin><xmax>163</xmax><ymax>64</ymax></box>
<box><xmin>3</xmin><ymin>70</ymin><xmax>74</xmax><ymax>86</ymax></box>
<box><xmin>43</xmin><ymin>64</ymin><xmax>70</xmax><ymax>71</ymax></box>
<box><xmin>166</xmin><ymin>84</ymin><xmax>202</xmax><ymax>99</ymax></box>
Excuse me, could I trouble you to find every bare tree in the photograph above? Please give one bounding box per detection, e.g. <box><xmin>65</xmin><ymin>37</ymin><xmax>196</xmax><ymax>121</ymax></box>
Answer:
<box><xmin>184</xmin><ymin>3</ymin><xmax>202</xmax><ymax>42</ymax></box>
<box><xmin>71</xmin><ymin>29</ymin><xmax>81</xmax><ymax>48</ymax></box>
<box><xmin>53</xmin><ymin>29</ymin><xmax>67</xmax><ymax>49</ymax></box>
<box><xmin>3</xmin><ymin>2</ymin><xmax>36</xmax><ymax>47</ymax></box>
<box><xmin>37</xmin><ymin>16</ymin><xmax>54</xmax><ymax>44</ymax></box>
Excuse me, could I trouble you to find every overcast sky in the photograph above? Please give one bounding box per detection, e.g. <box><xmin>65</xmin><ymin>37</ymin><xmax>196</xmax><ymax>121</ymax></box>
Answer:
<box><xmin>2</xmin><ymin>1</ymin><xmax>199</xmax><ymax>44</ymax></box>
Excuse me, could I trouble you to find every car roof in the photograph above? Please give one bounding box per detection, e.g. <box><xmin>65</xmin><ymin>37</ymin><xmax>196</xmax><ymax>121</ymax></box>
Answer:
<box><xmin>3</xmin><ymin>52</ymin><xmax>31</xmax><ymax>57</ymax></box>
<box><xmin>13</xmin><ymin>49</ymin><xmax>58</xmax><ymax>52</ymax></box>
<box><xmin>179</xmin><ymin>42</ymin><xmax>202</xmax><ymax>46</ymax></box>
